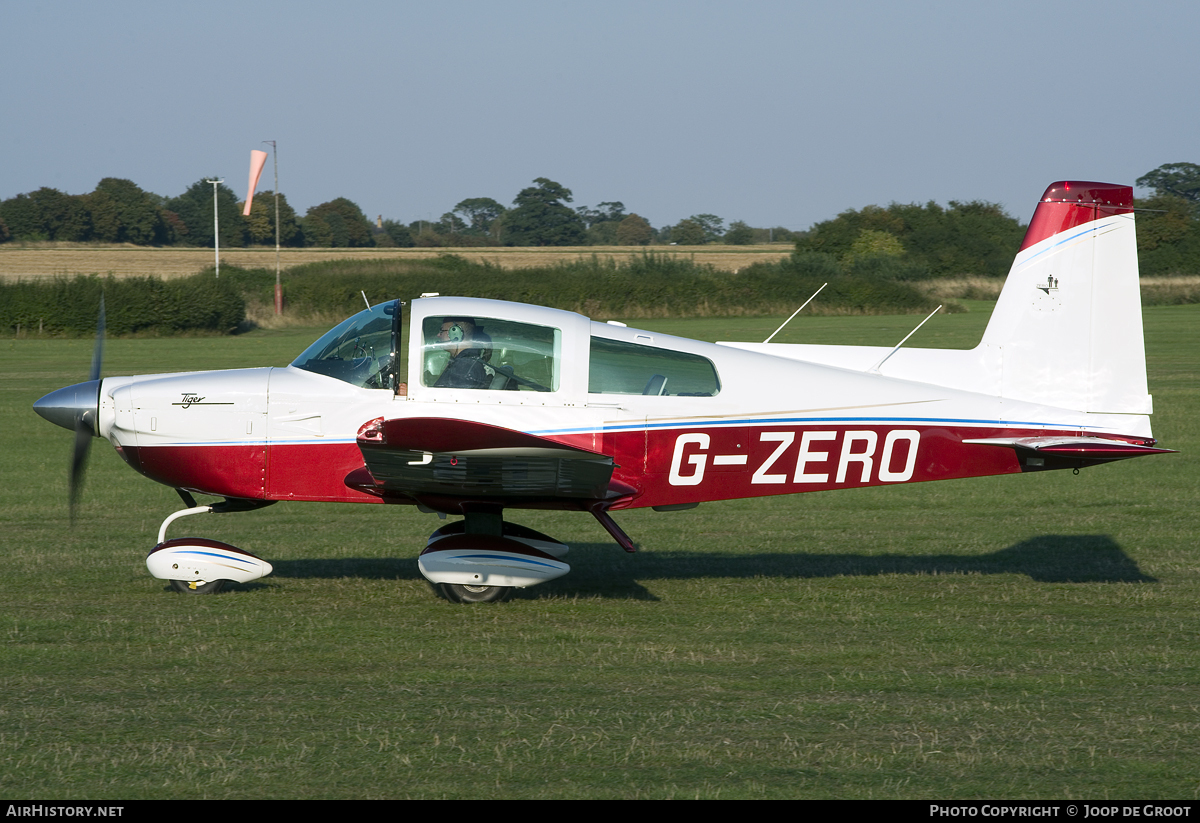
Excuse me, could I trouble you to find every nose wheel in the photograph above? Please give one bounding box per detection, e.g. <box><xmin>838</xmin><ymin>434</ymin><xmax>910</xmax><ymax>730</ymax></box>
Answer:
<box><xmin>438</xmin><ymin>582</ymin><xmax>512</xmax><ymax>604</ymax></box>
<box><xmin>169</xmin><ymin>578</ymin><xmax>227</xmax><ymax>595</ymax></box>
<box><xmin>147</xmin><ymin>496</ymin><xmax>275</xmax><ymax>594</ymax></box>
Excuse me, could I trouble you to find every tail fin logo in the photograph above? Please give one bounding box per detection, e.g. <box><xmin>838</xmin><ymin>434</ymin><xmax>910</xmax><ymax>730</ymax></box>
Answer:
<box><xmin>1036</xmin><ymin>275</ymin><xmax>1060</xmax><ymax>294</ymax></box>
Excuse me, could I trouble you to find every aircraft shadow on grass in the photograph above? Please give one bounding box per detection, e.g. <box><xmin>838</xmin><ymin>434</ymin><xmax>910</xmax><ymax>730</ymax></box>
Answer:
<box><xmin>257</xmin><ymin>533</ymin><xmax>1155</xmax><ymax>601</ymax></box>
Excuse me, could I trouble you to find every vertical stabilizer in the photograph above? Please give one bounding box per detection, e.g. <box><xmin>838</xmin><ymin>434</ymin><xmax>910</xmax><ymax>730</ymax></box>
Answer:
<box><xmin>978</xmin><ymin>181</ymin><xmax>1151</xmax><ymax>414</ymax></box>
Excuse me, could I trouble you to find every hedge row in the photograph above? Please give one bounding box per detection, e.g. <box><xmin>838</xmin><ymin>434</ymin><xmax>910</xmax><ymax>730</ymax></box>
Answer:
<box><xmin>1</xmin><ymin>273</ymin><xmax>245</xmax><ymax>336</ymax></box>
<box><xmin>1</xmin><ymin>252</ymin><xmax>945</xmax><ymax>337</ymax></box>
<box><xmin>235</xmin><ymin>252</ymin><xmax>942</xmax><ymax>321</ymax></box>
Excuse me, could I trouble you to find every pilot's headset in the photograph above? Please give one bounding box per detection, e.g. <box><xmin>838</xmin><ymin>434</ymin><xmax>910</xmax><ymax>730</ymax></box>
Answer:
<box><xmin>442</xmin><ymin>317</ymin><xmax>477</xmax><ymax>348</ymax></box>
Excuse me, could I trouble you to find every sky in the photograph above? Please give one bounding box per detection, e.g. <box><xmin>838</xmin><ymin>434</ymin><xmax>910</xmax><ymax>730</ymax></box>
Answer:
<box><xmin>3</xmin><ymin>0</ymin><xmax>1198</xmax><ymax>233</ymax></box>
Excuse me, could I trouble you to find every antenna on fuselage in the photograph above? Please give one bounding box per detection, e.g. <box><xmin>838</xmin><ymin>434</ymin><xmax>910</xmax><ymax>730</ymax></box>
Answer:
<box><xmin>868</xmin><ymin>305</ymin><xmax>943</xmax><ymax>374</ymax></box>
<box><xmin>763</xmin><ymin>282</ymin><xmax>827</xmax><ymax>343</ymax></box>
<box><xmin>361</xmin><ymin>291</ymin><xmax>371</xmax><ymax>310</ymax></box>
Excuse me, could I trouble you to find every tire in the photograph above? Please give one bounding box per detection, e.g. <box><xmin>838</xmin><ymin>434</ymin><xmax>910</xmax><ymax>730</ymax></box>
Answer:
<box><xmin>168</xmin><ymin>578</ymin><xmax>226</xmax><ymax>595</ymax></box>
<box><xmin>438</xmin><ymin>582</ymin><xmax>512</xmax><ymax>604</ymax></box>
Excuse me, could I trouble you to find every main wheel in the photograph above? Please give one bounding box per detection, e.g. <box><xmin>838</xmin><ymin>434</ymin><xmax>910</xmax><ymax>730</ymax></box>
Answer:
<box><xmin>438</xmin><ymin>582</ymin><xmax>512</xmax><ymax>604</ymax></box>
<box><xmin>168</xmin><ymin>579</ymin><xmax>226</xmax><ymax>595</ymax></box>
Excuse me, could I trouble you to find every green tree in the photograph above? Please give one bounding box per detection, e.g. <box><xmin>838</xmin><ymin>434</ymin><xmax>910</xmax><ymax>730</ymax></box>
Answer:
<box><xmin>573</xmin><ymin>201</ymin><xmax>624</xmax><ymax>244</ymax></box>
<box><xmin>576</xmin><ymin>201</ymin><xmax>627</xmax><ymax>228</ymax></box>
<box><xmin>88</xmin><ymin>178</ymin><xmax>168</xmax><ymax>245</ymax></box>
<box><xmin>377</xmin><ymin>219</ymin><xmax>414</xmax><ymax>247</ymax></box>
<box><xmin>615</xmin><ymin>213</ymin><xmax>653</xmax><ymax>246</ymax></box>
<box><xmin>303</xmin><ymin>213</ymin><xmax>333</xmax><ymax>247</ymax></box>
<box><xmin>243</xmin><ymin>191</ymin><xmax>301</xmax><ymax>246</ymax></box>
<box><xmin>670</xmin><ymin>218</ymin><xmax>706</xmax><ymax>245</ymax></box>
<box><xmin>796</xmin><ymin>204</ymin><xmax>903</xmax><ymax>258</ymax></box>
<box><xmin>0</xmin><ymin>188</ymin><xmax>93</xmax><ymax>241</ymax></box>
<box><xmin>160</xmin><ymin>210</ymin><xmax>187</xmax><ymax>245</ymax></box>
<box><xmin>786</xmin><ymin>250</ymin><xmax>846</xmax><ymax>280</ymax></box>
<box><xmin>166</xmin><ymin>179</ymin><xmax>245</xmax><ymax>248</ymax></box>
<box><xmin>690</xmin><ymin>214</ymin><xmax>725</xmax><ymax>243</ymax></box>
<box><xmin>25</xmin><ymin>188</ymin><xmax>92</xmax><ymax>241</ymax></box>
<box><xmin>304</xmin><ymin>198</ymin><xmax>374</xmax><ymax>247</ymax></box>
<box><xmin>0</xmin><ymin>193</ymin><xmax>44</xmax><ymax>240</ymax></box>
<box><xmin>898</xmin><ymin>200</ymin><xmax>1022</xmax><ymax>276</ymax></box>
<box><xmin>796</xmin><ymin>200</ymin><xmax>1023</xmax><ymax>277</ymax></box>
<box><xmin>407</xmin><ymin>218</ymin><xmax>447</xmax><ymax>246</ymax></box>
<box><xmin>584</xmin><ymin>221</ymin><xmax>615</xmax><ymax>244</ymax></box>
<box><xmin>760</xmin><ymin>226</ymin><xmax>797</xmax><ymax>243</ymax></box>
<box><xmin>504</xmin><ymin>178</ymin><xmax>586</xmax><ymax>246</ymax></box>
<box><xmin>1134</xmin><ymin>193</ymin><xmax>1200</xmax><ymax>275</ymax></box>
<box><xmin>244</xmin><ymin>198</ymin><xmax>273</xmax><ymax>244</ymax></box>
<box><xmin>1137</xmin><ymin>162</ymin><xmax>1200</xmax><ymax>206</ymax></box>
<box><xmin>724</xmin><ymin>220</ymin><xmax>754</xmax><ymax>245</ymax></box>
<box><xmin>846</xmin><ymin>228</ymin><xmax>905</xmax><ymax>262</ymax></box>
<box><xmin>452</xmin><ymin>197</ymin><xmax>507</xmax><ymax>237</ymax></box>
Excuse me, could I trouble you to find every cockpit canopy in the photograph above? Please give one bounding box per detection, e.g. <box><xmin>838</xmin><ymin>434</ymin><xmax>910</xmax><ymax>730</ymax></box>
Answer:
<box><xmin>291</xmin><ymin>296</ymin><xmax>720</xmax><ymax>399</ymax></box>
<box><xmin>292</xmin><ymin>301</ymin><xmax>398</xmax><ymax>390</ymax></box>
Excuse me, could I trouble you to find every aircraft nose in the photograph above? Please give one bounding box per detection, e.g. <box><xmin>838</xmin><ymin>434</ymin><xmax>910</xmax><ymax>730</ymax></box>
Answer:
<box><xmin>33</xmin><ymin>379</ymin><xmax>102</xmax><ymax>436</ymax></box>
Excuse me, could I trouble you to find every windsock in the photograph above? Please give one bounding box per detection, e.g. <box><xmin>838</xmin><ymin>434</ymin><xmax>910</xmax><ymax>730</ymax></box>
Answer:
<box><xmin>242</xmin><ymin>150</ymin><xmax>269</xmax><ymax>216</ymax></box>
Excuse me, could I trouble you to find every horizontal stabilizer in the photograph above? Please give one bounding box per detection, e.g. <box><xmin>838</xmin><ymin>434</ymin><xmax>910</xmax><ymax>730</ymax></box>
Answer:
<box><xmin>964</xmin><ymin>436</ymin><xmax>1173</xmax><ymax>461</ymax></box>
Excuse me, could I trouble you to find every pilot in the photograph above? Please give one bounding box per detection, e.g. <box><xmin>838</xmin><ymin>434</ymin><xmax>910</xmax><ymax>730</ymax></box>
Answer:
<box><xmin>431</xmin><ymin>317</ymin><xmax>495</xmax><ymax>389</ymax></box>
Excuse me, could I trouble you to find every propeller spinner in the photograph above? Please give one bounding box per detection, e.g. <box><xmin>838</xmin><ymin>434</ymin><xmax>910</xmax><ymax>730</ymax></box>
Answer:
<box><xmin>32</xmin><ymin>297</ymin><xmax>104</xmax><ymax>522</ymax></box>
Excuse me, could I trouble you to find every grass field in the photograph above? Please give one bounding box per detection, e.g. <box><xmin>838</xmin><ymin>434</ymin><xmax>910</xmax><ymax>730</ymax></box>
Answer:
<box><xmin>1</xmin><ymin>304</ymin><xmax>1196</xmax><ymax>799</ymax></box>
<box><xmin>0</xmin><ymin>243</ymin><xmax>791</xmax><ymax>281</ymax></box>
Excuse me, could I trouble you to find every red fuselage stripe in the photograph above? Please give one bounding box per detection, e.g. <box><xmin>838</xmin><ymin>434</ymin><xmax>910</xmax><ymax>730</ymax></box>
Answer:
<box><xmin>115</xmin><ymin>422</ymin><xmax>1095</xmax><ymax>507</ymax></box>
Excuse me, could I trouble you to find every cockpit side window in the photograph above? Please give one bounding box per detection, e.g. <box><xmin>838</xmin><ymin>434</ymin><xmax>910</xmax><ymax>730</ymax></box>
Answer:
<box><xmin>588</xmin><ymin>337</ymin><xmax>720</xmax><ymax>396</ymax></box>
<box><xmin>420</xmin><ymin>316</ymin><xmax>560</xmax><ymax>392</ymax></box>
<box><xmin>292</xmin><ymin>302</ymin><xmax>399</xmax><ymax>390</ymax></box>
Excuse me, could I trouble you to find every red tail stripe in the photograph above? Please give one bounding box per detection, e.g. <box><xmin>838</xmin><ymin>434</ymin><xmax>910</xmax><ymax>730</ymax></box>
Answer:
<box><xmin>1019</xmin><ymin>181</ymin><xmax>1133</xmax><ymax>251</ymax></box>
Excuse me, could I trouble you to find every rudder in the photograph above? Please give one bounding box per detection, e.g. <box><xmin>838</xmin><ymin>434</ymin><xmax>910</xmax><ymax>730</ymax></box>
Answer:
<box><xmin>978</xmin><ymin>181</ymin><xmax>1151</xmax><ymax>415</ymax></box>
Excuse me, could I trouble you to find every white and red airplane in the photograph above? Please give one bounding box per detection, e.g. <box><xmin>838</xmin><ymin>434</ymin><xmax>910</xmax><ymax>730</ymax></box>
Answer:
<box><xmin>34</xmin><ymin>181</ymin><xmax>1172</xmax><ymax>602</ymax></box>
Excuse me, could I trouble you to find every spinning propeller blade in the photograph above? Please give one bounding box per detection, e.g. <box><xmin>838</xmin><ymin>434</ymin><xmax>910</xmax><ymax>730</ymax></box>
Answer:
<box><xmin>69</xmin><ymin>296</ymin><xmax>104</xmax><ymax>524</ymax></box>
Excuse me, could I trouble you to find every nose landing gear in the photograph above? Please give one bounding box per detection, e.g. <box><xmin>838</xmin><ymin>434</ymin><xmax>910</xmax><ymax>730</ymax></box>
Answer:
<box><xmin>146</xmin><ymin>493</ymin><xmax>276</xmax><ymax>594</ymax></box>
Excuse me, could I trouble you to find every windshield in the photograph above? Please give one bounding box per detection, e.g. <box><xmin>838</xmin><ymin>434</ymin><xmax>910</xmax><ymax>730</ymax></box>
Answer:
<box><xmin>292</xmin><ymin>301</ymin><xmax>399</xmax><ymax>390</ymax></box>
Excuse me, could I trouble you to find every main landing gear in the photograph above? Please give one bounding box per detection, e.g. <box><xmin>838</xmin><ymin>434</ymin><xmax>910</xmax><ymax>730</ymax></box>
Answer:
<box><xmin>419</xmin><ymin>514</ymin><xmax>571</xmax><ymax>604</ymax></box>
<box><xmin>417</xmin><ymin>508</ymin><xmax>637</xmax><ymax>603</ymax></box>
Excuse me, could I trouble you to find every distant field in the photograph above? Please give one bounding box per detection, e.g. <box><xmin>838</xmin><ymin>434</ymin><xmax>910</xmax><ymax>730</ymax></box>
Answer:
<box><xmin>0</xmin><ymin>243</ymin><xmax>792</xmax><ymax>280</ymax></box>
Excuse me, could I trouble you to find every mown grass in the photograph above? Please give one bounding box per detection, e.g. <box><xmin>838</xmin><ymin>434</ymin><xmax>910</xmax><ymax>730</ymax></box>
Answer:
<box><xmin>0</xmin><ymin>305</ymin><xmax>1196</xmax><ymax>799</ymax></box>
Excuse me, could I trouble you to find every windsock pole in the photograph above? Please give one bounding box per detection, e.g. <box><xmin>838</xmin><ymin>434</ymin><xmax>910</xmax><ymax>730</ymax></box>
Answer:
<box><xmin>263</xmin><ymin>141</ymin><xmax>282</xmax><ymax>315</ymax></box>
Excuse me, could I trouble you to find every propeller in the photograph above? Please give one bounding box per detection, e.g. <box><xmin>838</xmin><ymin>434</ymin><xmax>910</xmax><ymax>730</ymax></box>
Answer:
<box><xmin>69</xmin><ymin>296</ymin><xmax>105</xmax><ymax>524</ymax></box>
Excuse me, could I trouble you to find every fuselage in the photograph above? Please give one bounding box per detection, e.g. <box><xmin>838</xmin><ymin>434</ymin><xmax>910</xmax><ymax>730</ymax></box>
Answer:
<box><xmin>65</xmin><ymin>296</ymin><xmax>1152</xmax><ymax>511</ymax></box>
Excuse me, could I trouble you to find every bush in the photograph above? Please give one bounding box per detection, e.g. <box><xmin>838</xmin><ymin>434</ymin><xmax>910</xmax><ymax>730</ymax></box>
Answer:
<box><xmin>0</xmin><ymin>250</ymin><xmax>950</xmax><ymax>339</ymax></box>
<box><xmin>0</xmin><ymin>273</ymin><xmax>245</xmax><ymax>336</ymax></box>
<box><xmin>264</xmin><ymin>252</ymin><xmax>941</xmax><ymax>320</ymax></box>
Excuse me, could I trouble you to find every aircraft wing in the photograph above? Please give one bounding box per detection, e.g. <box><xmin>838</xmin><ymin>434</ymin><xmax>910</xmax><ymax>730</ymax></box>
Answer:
<box><xmin>348</xmin><ymin>417</ymin><xmax>625</xmax><ymax>505</ymax></box>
